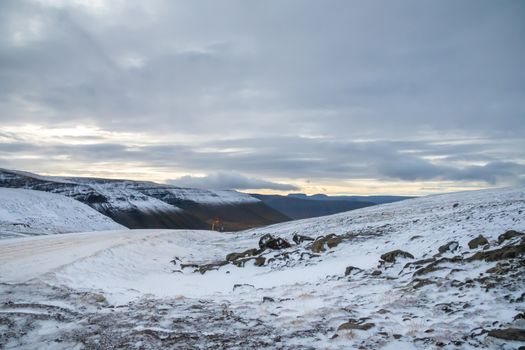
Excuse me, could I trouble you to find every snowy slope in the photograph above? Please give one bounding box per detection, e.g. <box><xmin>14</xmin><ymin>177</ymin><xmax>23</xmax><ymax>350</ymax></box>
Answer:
<box><xmin>0</xmin><ymin>187</ymin><xmax>524</xmax><ymax>349</ymax></box>
<box><xmin>0</xmin><ymin>188</ymin><xmax>125</xmax><ymax>238</ymax></box>
<box><xmin>54</xmin><ymin>176</ymin><xmax>259</xmax><ymax>206</ymax></box>
<box><xmin>140</xmin><ymin>186</ymin><xmax>260</xmax><ymax>205</ymax></box>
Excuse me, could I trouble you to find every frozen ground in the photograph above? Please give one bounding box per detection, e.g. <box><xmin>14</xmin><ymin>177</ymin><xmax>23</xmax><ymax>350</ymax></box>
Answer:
<box><xmin>0</xmin><ymin>187</ymin><xmax>524</xmax><ymax>349</ymax></box>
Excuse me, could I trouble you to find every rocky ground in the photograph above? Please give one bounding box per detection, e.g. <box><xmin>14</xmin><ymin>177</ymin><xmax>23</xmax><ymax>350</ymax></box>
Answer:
<box><xmin>1</xmin><ymin>187</ymin><xmax>524</xmax><ymax>349</ymax></box>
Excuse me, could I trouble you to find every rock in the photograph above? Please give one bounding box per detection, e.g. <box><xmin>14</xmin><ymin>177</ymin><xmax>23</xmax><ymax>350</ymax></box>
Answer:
<box><xmin>300</xmin><ymin>252</ymin><xmax>320</xmax><ymax>260</ymax></box>
<box><xmin>170</xmin><ymin>257</ymin><xmax>181</xmax><ymax>265</ymax></box>
<box><xmin>81</xmin><ymin>292</ymin><xmax>107</xmax><ymax>304</ymax></box>
<box><xmin>438</xmin><ymin>241</ymin><xmax>459</xmax><ymax>254</ymax></box>
<box><xmin>345</xmin><ymin>266</ymin><xmax>362</xmax><ymax>276</ymax></box>
<box><xmin>262</xmin><ymin>296</ymin><xmax>275</xmax><ymax>303</ymax></box>
<box><xmin>232</xmin><ymin>258</ymin><xmax>252</xmax><ymax>267</ymax></box>
<box><xmin>412</xmin><ymin>279</ymin><xmax>434</xmax><ymax>289</ymax></box>
<box><xmin>180</xmin><ymin>263</ymin><xmax>199</xmax><ymax>270</ymax></box>
<box><xmin>226</xmin><ymin>248</ymin><xmax>260</xmax><ymax>262</ymax></box>
<box><xmin>198</xmin><ymin>260</ymin><xmax>229</xmax><ymax>274</ymax></box>
<box><xmin>453</xmin><ymin>203</ymin><xmax>459</xmax><ymax>208</ymax></box>
<box><xmin>515</xmin><ymin>312</ymin><xmax>525</xmax><ymax>321</ymax></box>
<box><xmin>371</xmin><ymin>270</ymin><xmax>382</xmax><ymax>276</ymax></box>
<box><xmin>498</xmin><ymin>230</ymin><xmax>524</xmax><ymax>244</ymax></box>
<box><xmin>337</xmin><ymin>321</ymin><xmax>375</xmax><ymax>331</ymax></box>
<box><xmin>486</xmin><ymin>262</ymin><xmax>509</xmax><ymax>275</ymax></box>
<box><xmin>404</xmin><ymin>258</ymin><xmax>435</xmax><ymax>270</ymax></box>
<box><xmin>292</xmin><ymin>234</ymin><xmax>314</xmax><ymax>244</ymax></box>
<box><xmin>413</xmin><ymin>264</ymin><xmax>444</xmax><ymax>277</ymax></box>
<box><xmin>380</xmin><ymin>249</ymin><xmax>414</xmax><ymax>263</ymax></box>
<box><xmin>309</xmin><ymin>239</ymin><xmax>326</xmax><ymax>253</ymax></box>
<box><xmin>254</xmin><ymin>257</ymin><xmax>266</xmax><ymax>267</ymax></box>
<box><xmin>487</xmin><ymin>328</ymin><xmax>525</xmax><ymax>341</ymax></box>
<box><xmin>326</xmin><ymin>236</ymin><xmax>343</xmax><ymax>248</ymax></box>
<box><xmin>413</xmin><ymin>256</ymin><xmax>462</xmax><ymax>276</ymax></box>
<box><xmin>468</xmin><ymin>235</ymin><xmax>489</xmax><ymax>249</ymax></box>
<box><xmin>308</xmin><ymin>234</ymin><xmax>343</xmax><ymax>253</ymax></box>
<box><xmin>393</xmin><ymin>334</ymin><xmax>402</xmax><ymax>339</ymax></box>
<box><xmin>233</xmin><ymin>283</ymin><xmax>255</xmax><ymax>291</ymax></box>
<box><xmin>435</xmin><ymin>302</ymin><xmax>455</xmax><ymax>314</ymax></box>
<box><xmin>259</xmin><ymin>234</ymin><xmax>291</xmax><ymax>250</ymax></box>
<box><xmin>467</xmin><ymin>237</ymin><xmax>525</xmax><ymax>262</ymax></box>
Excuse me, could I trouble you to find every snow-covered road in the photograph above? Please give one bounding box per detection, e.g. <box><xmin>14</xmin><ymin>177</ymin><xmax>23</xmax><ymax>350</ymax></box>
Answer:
<box><xmin>0</xmin><ymin>229</ymin><xmax>173</xmax><ymax>282</ymax></box>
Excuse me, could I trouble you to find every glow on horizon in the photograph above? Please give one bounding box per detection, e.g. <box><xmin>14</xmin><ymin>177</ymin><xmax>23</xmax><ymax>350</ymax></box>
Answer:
<box><xmin>0</xmin><ymin>122</ymin><xmax>520</xmax><ymax>196</ymax></box>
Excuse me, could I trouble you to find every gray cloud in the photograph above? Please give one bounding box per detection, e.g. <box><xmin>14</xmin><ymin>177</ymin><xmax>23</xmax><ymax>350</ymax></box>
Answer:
<box><xmin>167</xmin><ymin>172</ymin><xmax>299</xmax><ymax>191</ymax></box>
<box><xmin>0</xmin><ymin>0</ymin><xmax>524</xmax><ymax>193</ymax></box>
<box><xmin>1</xmin><ymin>135</ymin><xmax>523</xmax><ymax>187</ymax></box>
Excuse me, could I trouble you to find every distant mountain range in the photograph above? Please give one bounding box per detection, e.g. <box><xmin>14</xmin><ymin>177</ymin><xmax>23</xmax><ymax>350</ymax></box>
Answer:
<box><xmin>0</xmin><ymin>169</ymin><xmax>289</xmax><ymax>231</ymax></box>
<box><xmin>252</xmin><ymin>193</ymin><xmax>413</xmax><ymax>219</ymax></box>
<box><xmin>287</xmin><ymin>193</ymin><xmax>414</xmax><ymax>204</ymax></box>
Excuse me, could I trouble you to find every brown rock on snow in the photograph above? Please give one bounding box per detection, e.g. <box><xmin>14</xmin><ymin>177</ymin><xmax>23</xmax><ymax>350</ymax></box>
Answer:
<box><xmin>337</xmin><ymin>321</ymin><xmax>375</xmax><ymax>331</ymax></box>
<box><xmin>487</xmin><ymin>328</ymin><xmax>525</xmax><ymax>341</ymax></box>
<box><xmin>468</xmin><ymin>235</ymin><xmax>489</xmax><ymax>249</ymax></box>
<box><xmin>498</xmin><ymin>230</ymin><xmax>524</xmax><ymax>244</ymax></box>
<box><xmin>380</xmin><ymin>249</ymin><xmax>414</xmax><ymax>263</ymax></box>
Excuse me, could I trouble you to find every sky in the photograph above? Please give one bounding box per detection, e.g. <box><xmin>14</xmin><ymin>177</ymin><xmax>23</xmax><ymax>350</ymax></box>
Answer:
<box><xmin>0</xmin><ymin>0</ymin><xmax>524</xmax><ymax>195</ymax></box>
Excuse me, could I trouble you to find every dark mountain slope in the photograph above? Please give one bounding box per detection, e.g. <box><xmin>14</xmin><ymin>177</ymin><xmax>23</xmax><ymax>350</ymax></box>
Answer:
<box><xmin>288</xmin><ymin>193</ymin><xmax>414</xmax><ymax>204</ymax></box>
<box><xmin>251</xmin><ymin>194</ymin><xmax>375</xmax><ymax>220</ymax></box>
<box><xmin>0</xmin><ymin>169</ymin><xmax>289</xmax><ymax>231</ymax></box>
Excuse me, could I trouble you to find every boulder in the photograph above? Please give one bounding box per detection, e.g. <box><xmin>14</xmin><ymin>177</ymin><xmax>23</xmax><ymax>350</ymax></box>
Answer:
<box><xmin>468</xmin><ymin>235</ymin><xmax>488</xmax><ymax>249</ymax></box>
<box><xmin>498</xmin><ymin>230</ymin><xmax>524</xmax><ymax>244</ymax></box>
<box><xmin>232</xmin><ymin>258</ymin><xmax>252</xmax><ymax>267</ymax></box>
<box><xmin>198</xmin><ymin>260</ymin><xmax>229</xmax><ymax>274</ymax></box>
<box><xmin>412</xmin><ymin>279</ymin><xmax>434</xmax><ymax>289</ymax></box>
<box><xmin>467</xmin><ymin>238</ymin><xmax>525</xmax><ymax>262</ymax></box>
<box><xmin>438</xmin><ymin>241</ymin><xmax>459</xmax><ymax>254</ymax></box>
<box><xmin>309</xmin><ymin>239</ymin><xmax>326</xmax><ymax>253</ymax></box>
<box><xmin>308</xmin><ymin>234</ymin><xmax>341</xmax><ymax>253</ymax></box>
<box><xmin>226</xmin><ymin>248</ymin><xmax>260</xmax><ymax>262</ymax></box>
<box><xmin>344</xmin><ymin>266</ymin><xmax>362</xmax><ymax>276</ymax></box>
<box><xmin>326</xmin><ymin>236</ymin><xmax>343</xmax><ymax>248</ymax></box>
<box><xmin>337</xmin><ymin>321</ymin><xmax>375</xmax><ymax>331</ymax></box>
<box><xmin>380</xmin><ymin>249</ymin><xmax>414</xmax><ymax>263</ymax></box>
<box><xmin>259</xmin><ymin>234</ymin><xmax>291</xmax><ymax>250</ymax></box>
<box><xmin>292</xmin><ymin>234</ymin><xmax>314</xmax><ymax>244</ymax></box>
<box><xmin>254</xmin><ymin>257</ymin><xmax>266</xmax><ymax>267</ymax></box>
<box><xmin>487</xmin><ymin>328</ymin><xmax>525</xmax><ymax>341</ymax></box>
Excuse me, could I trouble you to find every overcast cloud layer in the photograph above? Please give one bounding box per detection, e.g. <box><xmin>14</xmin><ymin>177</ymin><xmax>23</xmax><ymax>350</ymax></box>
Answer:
<box><xmin>0</xmin><ymin>0</ymin><xmax>524</xmax><ymax>194</ymax></box>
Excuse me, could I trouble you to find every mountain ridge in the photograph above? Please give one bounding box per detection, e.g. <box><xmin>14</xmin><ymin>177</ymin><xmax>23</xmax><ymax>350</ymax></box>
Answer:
<box><xmin>0</xmin><ymin>168</ymin><xmax>289</xmax><ymax>231</ymax></box>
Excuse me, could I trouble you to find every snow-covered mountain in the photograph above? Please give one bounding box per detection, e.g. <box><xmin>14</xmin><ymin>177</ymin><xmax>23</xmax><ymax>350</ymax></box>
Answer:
<box><xmin>0</xmin><ymin>186</ymin><xmax>524</xmax><ymax>349</ymax></box>
<box><xmin>0</xmin><ymin>168</ymin><xmax>289</xmax><ymax>231</ymax></box>
<box><xmin>0</xmin><ymin>188</ymin><xmax>125</xmax><ymax>238</ymax></box>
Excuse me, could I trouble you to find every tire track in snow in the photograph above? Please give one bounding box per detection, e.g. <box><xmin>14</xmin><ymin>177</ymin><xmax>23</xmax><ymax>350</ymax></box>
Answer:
<box><xmin>0</xmin><ymin>229</ymin><xmax>176</xmax><ymax>283</ymax></box>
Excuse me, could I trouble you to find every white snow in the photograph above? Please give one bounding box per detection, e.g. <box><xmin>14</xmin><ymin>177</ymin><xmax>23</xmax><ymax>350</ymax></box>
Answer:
<box><xmin>1</xmin><ymin>186</ymin><xmax>524</xmax><ymax>349</ymax></box>
<box><xmin>170</xmin><ymin>188</ymin><xmax>260</xmax><ymax>204</ymax></box>
<box><xmin>75</xmin><ymin>180</ymin><xmax>184</xmax><ymax>212</ymax></box>
<box><xmin>0</xmin><ymin>188</ymin><xmax>125</xmax><ymax>238</ymax></box>
<box><xmin>140</xmin><ymin>186</ymin><xmax>260</xmax><ymax>205</ymax></box>
<box><xmin>64</xmin><ymin>177</ymin><xmax>259</xmax><ymax>206</ymax></box>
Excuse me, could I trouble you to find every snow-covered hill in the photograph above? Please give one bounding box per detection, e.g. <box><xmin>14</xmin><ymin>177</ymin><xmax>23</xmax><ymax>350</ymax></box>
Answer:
<box><xmin>0</xmin><ymin>168</ymin><xmax>289</xmax><ymax>231</ymax></box>
<box><xmin>0</xmin><ymin>187</ymin><xmax>524</xmax><ymax>349</ymax></box>
<box><xmin>0</xmin><ymin>188</ymin><xmax>125</xmax><ymax>238</ymax></box>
